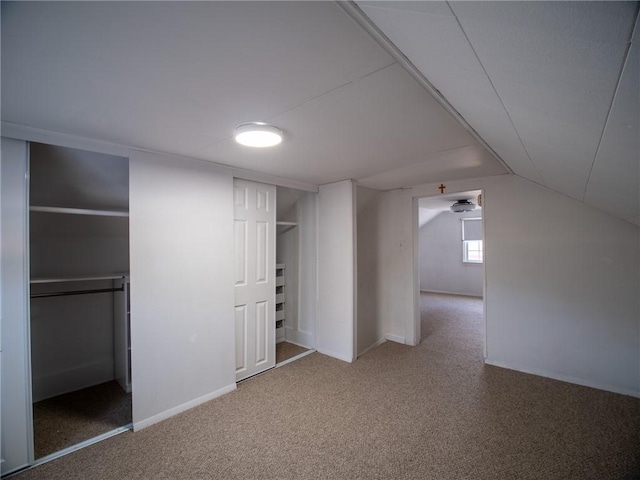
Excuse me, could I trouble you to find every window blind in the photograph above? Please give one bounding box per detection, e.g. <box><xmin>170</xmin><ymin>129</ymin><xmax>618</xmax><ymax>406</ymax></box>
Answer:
<box><xmin>462</xmin><ymin>218</ymin><xmax>482</xmax><ymax>241</ymax></box>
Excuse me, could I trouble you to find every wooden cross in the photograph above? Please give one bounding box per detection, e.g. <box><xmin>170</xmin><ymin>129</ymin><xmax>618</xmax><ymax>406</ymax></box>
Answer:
<box><xmin>438</xmin><ymin>183</ymin><xmax>446</xmax><ymax>194</ymax></box>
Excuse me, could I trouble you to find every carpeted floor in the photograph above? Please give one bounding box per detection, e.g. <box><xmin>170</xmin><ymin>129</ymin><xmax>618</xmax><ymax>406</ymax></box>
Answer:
<box><xmin>13</xmin><ymin>293</ymin><xmax>639</xmax><ymax>479</ymax></box>
<box><xmin>33</xmin><ymin>381</ymin><xmax>132</xmax><ymax>459</ymax></box>
<box><xmin>276</xmin><ymin>341</ymin><xmax>310</xmax><ymax>364</ymax></box>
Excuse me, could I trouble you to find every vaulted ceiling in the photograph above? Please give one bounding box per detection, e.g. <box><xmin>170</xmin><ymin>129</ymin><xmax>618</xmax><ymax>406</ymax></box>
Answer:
<box><xmin>355</xmin><ymin>1</ymin><xmax>639</xmax><ymax>225</ymax></box>
<box><xmin>2</xmin><ymin>1</ymin><xmax>638</xmax><ymax>225</ymax></box>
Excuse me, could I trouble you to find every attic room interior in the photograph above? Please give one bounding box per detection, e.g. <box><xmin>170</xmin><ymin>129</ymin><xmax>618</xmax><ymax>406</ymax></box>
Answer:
<box><xmin>1</xmin><ymin>1</ymin><xmax>638</xmax><ymax>479</ymax></box>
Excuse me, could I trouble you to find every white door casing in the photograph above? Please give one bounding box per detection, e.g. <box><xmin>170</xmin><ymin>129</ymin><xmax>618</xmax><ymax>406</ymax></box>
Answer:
<box><xmin>233</xmin><ymin>179</ymin><xmax>276</xmax><ymax>381</ymax></box>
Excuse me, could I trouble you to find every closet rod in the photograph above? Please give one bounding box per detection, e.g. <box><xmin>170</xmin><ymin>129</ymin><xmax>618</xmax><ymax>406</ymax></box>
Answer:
<box><xmin>31</xmin><ymin>287</ymin><xmax>124</xmax><ymax>299</ymax></box>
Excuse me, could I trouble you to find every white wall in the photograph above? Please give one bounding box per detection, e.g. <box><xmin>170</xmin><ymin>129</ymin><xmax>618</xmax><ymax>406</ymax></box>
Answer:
<box><xmin>481</xmin><ymin>175</ymin><xmax>639</xmax><ymax>396</ymax></box>
<box><xmin>276</xmin><ymin>189</ymin><xmax>317</xmax><ymax>349</ymax></box>
<box><xmin>297</xmin><ymin>193</ymin><xmax>318</xmax><ymax>348</ymax></box>
<box><xmin>356</xmin><ymin>186</ymin><xmax>384</xmax><ymax>355</ymax></box>
<box><xmin>317</xmin><ymin>180</ymin><xmax>356</xmax><ymax>362</ymax></box>
<box><xmin>129</xmin><ymin>150</ymin><xmax>236</xmax><ymax>430</ymax></box>
<box><xmin>276</xmin><ymin>204</ymin><xmax>299</xmax><ymax>340</ymax></box>
<box><xmin>1</xmin><ymin>138</ymin><xmax>32</xmax><ymax>474</ymax></box>
<box><xmin>30</xmin><ymin>280</ymin><xmax>116</xmax><ymax>402</ymax></box>
<box><xmin>405</xmin><ymin>175</ymin><xmax>639</xmax><ymax>396</ymax></box>
<box><xmin>419</xmin><ymin>210</ymin><xmax>483</xmax><ymax>297</ymax></box>
<box><xmin>355</xmin><ymin>186</ymin><xmax>417</xmax><ymax>349</ymax></box>
<box><xmin>30</xmin><ymin>213</ymin><xmax>129</xmax><ymax>278</ymax></box>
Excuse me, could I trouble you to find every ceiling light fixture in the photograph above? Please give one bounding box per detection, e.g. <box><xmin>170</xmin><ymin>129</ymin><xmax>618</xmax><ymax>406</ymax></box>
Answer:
<box><xmin>233</xmin><ymin>122</ymin><xmax>283</xmax><ymax>148</ymax></box>
<box><xmin>450</xmin><ymin>199</ymin><xmax>476</xmax><ymax>213</ymax></box>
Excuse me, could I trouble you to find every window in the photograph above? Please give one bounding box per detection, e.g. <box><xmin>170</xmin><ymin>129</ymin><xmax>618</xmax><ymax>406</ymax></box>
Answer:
<box><xmin>461</xmin><ymin>217</ymin><xmax>483</xmax><ymax>264</ymax></box>
<box><xmin>463</xmin><ymin>239</ymin><xmax>483</xmax><ymax>263</ymax></box>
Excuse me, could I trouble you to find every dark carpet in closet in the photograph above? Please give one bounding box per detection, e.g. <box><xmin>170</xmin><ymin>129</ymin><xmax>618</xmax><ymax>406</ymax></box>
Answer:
<box><xmin>275</xmin><ymin>342</ymin><xmax>310</xmax><ymax>364</ymax></box>
<box><xmin>33</xmin><ymin>381</ymin><xmax>131</xmax><ymax>459</ymax></box>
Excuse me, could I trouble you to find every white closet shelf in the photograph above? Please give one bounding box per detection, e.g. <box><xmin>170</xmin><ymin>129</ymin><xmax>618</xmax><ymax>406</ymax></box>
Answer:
<box><xmin>30</xmin><ymin>206</ymin><xmax>129</xmax><ymax>217</ymax></box>
<box><xmin>31</xmin><ymin>274</ymin><xmax>129</xmax><ymax>284</ymax></box>
<box><xmin>276</xmin><ymin>221</ymin><xmax>297</xmax><ymax>226</ymax></box>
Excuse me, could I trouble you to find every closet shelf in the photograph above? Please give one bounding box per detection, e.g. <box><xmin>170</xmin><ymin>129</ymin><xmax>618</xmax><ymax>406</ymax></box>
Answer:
<box><xmin>31</xmin><ymin>274</ymin><xmax>129</xmax><ymax>284</ymax></box>
<box><xmin>30</xmin><ymin>206</ymin><xmax>129</xmax><ymax>217</ymax></box>
<box><xmin>276</xmin><ymin>221</ymin><xmax>297</xmax><ymax>226</ymax></box>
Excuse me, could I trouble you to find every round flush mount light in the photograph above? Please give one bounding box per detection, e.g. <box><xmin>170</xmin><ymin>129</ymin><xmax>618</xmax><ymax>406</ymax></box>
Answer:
<box><xmin>233</xmin><ymin>122</ymin><xmax>283</xmax><ymax>148</ymax></box>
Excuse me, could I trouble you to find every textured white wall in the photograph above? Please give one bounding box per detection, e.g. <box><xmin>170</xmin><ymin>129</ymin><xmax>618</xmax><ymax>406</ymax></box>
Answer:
<box><xmin>317</xmin><ymin>180</ymin><xmax>356</xmax><ymax>362</ymax></box>
<box><xmin>418</xmin><ymin>210</ymin><xmax>484</xmax><ymax>297</ymax></box>
<box><xmin>129</xmin><ymin>150</ymin><xmax>236</xmax><ymax>430</ymax></box>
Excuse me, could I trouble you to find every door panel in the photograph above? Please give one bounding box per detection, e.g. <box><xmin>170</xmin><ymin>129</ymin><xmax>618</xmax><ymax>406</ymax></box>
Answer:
<box><xmin>233</xmin><ymin>179</ymin><xmax>275</xmax><ymax>381</ymax></box>
<box><xmin>234</xmin><ymin>306</ymin><xmax>247</xmax><ymax>374</ymax></box>
<box><xmin>255</xmin><ymin>301</ymin><xmax>268</xmax><ymax>365</ymax></box>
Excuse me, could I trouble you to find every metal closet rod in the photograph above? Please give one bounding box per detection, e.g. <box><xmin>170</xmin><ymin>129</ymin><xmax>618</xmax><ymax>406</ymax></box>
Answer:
<box><xmin>31</xmin><ymin>286</ymin><xmax>124</xmax><ymax>299</ymax></box>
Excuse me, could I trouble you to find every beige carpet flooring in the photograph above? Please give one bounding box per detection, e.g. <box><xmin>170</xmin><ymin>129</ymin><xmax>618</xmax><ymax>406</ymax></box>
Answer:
<box><xmin>14</xmin><ymin>293</ymin><xmax>639</xmax><ymax>479</ymax></box>
<box><xmin>33</xmin><ymin>381</ymin><xmax>132</xmax><ymax>459</ymax></box>
<box><xmin>276</xmin><ymin>341</ymin><xmax>310</xmax><ymax>364</ymax></box>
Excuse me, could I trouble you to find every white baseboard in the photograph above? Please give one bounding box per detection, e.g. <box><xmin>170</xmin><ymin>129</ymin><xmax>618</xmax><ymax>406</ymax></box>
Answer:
<box><xmin>284</xmin><ymin>328</ymin><xmax>315</xmax><ymax>349</ymax></box>
<box><xmin>385</xmin><ymin>334</ymin><xmax>406</xmax><ymax>345</ymax></box>
<box><xmin>420</xmin><ymin>289</ymin><xmax>482</xmax><ymax>298</ymax></box>
<box><xmin>315</xmin><ymin>347</ymin><xmax>354</xmax><ymax>363</ymax></box>
<box><xmin>133</xmin><ymin>383</ymin><xmax>237</xmax><ymax>431</ymax></box>
<box><xmin>358</xmin><ymin>337</ymin><xmax>386</xmax><ymax>357</ymax></box>
<box><xmin>484</xmin><ymin>359</ymin><xmax>640</xmax><ymax>398</ymax></box>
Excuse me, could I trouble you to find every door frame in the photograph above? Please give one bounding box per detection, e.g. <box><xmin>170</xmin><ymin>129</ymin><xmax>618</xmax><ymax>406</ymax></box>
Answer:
<box><xmin>411</xmin><ymin>187</ymin><xmax>488</xmax><ymax>359</ymax></box>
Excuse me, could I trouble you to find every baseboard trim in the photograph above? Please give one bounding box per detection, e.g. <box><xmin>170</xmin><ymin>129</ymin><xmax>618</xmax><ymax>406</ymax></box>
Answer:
<box><xmin>484</xmin><ymin>359</ymin><xmax>640</xmax><ymax>398</ymax></box>
<box><xmin>421</xmin><ymin>289</ymin><xmax>482</xmax><ymax>298</ymax></box>
<box><xmin>357</xmin><ymin>337</ymin><xmax>386</xmax><ymax>358</ymax></box>
<box><xmin>133</xmin><ymin>383</ymin><xmax>237</xmax><ymax>431</ymax></box>
<box><xmin>385</xmin><ymin>334</ymin><xmax>406</xmax><ymax>345</ymax></box>
<box><xmin>284</xmin><ymin>328</ymin><xmax>314</xmax><ymax>349</ymax></box>
<box><xmin>315</xmin><ymin>348</ymin><xmax>354</xmax><ymax>363</ymax></box>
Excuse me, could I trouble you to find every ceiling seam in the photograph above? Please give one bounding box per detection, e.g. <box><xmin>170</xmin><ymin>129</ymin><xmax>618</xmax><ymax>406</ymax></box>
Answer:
<box><xmin>205</xmin><ymin>60</ymin><xmax>398</xmax><ymax>149</ymax></box>
<box><xmin>446</xmin><ymin>1</ymin><xmax>546</xmax><ymax>187</ymax></box>
<box><xmin>581</xmin><ymin>3</ymin><xmax>640</xmax><ymax>202</ymax></box>
<box><xmin>336</xmin><ymin>0</ymin><xmax>513</xmax><ymax>176</ymax></box>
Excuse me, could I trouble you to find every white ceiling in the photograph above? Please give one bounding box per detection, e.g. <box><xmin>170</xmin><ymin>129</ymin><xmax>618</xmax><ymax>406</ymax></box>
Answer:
<box><xmin>418</xmin><ymin>189</ymin><xmax>482</xmax><ymax>227</ymax></box>
<box><xmin>2</xmin><ymin>2</ymin><xmax>638</xmax><ymax>226</ymax></box>
<box><xmin>356</xmin><ymin>1</ymin><xmax>639</xmax><ymax>225</ymax></box>
<box><xmin>1</xmin><ymin>1</ymin><xmax>506</xmax><ymax>192</ymax></box>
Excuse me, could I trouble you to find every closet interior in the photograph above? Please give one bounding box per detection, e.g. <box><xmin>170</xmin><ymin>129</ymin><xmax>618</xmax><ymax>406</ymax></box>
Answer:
<box><xmin>275</xmin><ymin>186</ymin><xmax>316</xmax><ymax>364</ymax></box>
<box><xmin>29</xmin><ymin>143</ymin><xmax>131</xmax><ymax>459</ymax></box>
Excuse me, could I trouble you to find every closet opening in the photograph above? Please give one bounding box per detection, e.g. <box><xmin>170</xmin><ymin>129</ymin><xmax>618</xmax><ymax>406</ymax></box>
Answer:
<box><xmin>274</xmin><ymin>186</ymin><xmax>317</xmax><ymax>366</ymax></box>
<box><xmin>415</xmin><ymin>189</ymin><xmax>486</xmax><ymax>354</ymax></box>
<box><xmin>28</xmin><ymin>142</ymin><xmax>131</xmax><ymax>461</ymax></box>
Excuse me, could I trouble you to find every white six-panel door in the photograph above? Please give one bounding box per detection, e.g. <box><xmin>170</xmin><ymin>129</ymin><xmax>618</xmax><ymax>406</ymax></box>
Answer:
<box><xmin>233</xmin><ymin>179</ymin><xmax>276</xmax><ymax>381</ymax></box>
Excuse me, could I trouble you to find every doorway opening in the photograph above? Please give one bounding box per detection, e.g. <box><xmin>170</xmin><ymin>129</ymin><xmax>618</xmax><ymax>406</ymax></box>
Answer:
<box><xmin>28</xmin><ymin>142</ymin><xmax>132</xmax><ymax>461</ymax></box>
<box><xmin>232</xmin><ymin>181</ymin><xmax>317</xmax><ymax>383</ymax></box>
<box><xmin>415</xmin><ymin>189</ymin><xmax>486</xmax><ymax>355</ymax></box>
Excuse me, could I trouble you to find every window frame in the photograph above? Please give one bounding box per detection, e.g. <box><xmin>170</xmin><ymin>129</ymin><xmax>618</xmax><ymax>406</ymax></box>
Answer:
<box><xmin>461</xmin><ymin>217</ymin><xmax>483</xmax><ymax>264</ymax></box>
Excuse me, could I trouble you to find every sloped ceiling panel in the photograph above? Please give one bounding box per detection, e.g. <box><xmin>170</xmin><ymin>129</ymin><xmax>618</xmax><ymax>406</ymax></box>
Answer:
<box><xmin>1</xmin><ymin>1</ymin><xmax>507</xmax><ymax>189</ymax></box>
<box><xmin>584</xmin><ymin>18</ymin><xmax>639</xmax><ymax>225</ymax></box>
<box><xmin>357</xmin><ymin>1</ymin><xmax>639</xmax><ymax>225</ymax></box>
<box><xmin>30</xmin><ymin>143</ymin><xmax>129</xmax><ymax>211</ymax></box>
<box><xmin>449</xmin><ymin>1</ymin><xmax>636</xmax><ymax>201</ymax></box>
<box><xmin>357</xmin><ymin>1</ymin><xmax>543</xmax><ymax>183</ymax></box>
<box><xmin>1</xmin><ymin>1</ymin><xmax>394</xmax><ymax>155</ymax></box>
<box><xmin>200</xmin><ymin>64</ymin><xmax>494</xmax><ymax>186</ymax></box>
